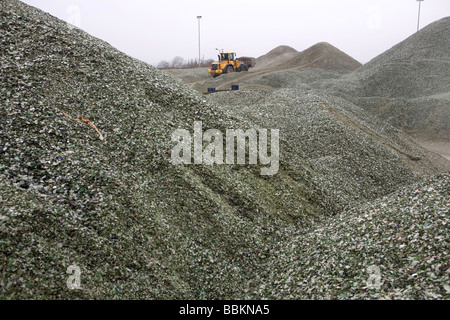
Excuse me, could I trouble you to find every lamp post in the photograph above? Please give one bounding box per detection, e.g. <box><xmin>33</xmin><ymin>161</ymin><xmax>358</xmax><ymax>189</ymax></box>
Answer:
<box><xmin>417</xmin><ymin>0</ymin><xmax>424</xmax><ymax>32</ymax></box>
<box><xmin>197</xmin><ymin>16</ymin><xmax>202</xmax><ymax>66</ymax></box>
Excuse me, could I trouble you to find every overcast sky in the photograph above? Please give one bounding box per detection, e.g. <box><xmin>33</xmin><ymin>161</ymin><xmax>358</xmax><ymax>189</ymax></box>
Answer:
<box><xmin>21</xmin><ymin>0</ymin><xmax>450</xmax><ymax>66</ymax></box>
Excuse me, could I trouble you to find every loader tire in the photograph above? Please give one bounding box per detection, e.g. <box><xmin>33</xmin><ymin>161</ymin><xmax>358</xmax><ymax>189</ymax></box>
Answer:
<box><xmin>225</xmin><ymin>66</ymin><xmax>234</xmax><ymax>74</ymax></box>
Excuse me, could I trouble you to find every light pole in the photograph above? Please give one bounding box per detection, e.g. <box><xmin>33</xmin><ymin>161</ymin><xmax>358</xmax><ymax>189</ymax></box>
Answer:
<box><xmin>417</xmin><ymin>0</ymin><xmax>424</xmax><ymax>32</ymax></box>
<box><xmin>197</xmin><ymin>16</ymin><xmax>202</xmax><ymax>66</ymax></box>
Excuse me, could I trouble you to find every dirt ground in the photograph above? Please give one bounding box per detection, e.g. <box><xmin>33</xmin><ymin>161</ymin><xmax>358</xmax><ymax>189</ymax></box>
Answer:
<box><xmin>411</xmin><ymin>136</ymin><xmax>450</xmax><ymax>161</ymax></box>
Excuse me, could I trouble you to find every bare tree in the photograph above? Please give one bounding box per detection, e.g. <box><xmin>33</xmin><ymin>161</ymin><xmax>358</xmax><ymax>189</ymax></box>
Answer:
<box><xmin>156</xmin><ymin>60</ymin><xmax>170</xmax><ymax>69</ymax></box>
<box><xmin>171</xmin><ymin>56</ymin><xmax>184</xmax><ymax>68</ymax></box>
<box><xmin>157</xmin><ymin>57</ymin><xmax>214</xmax><ymax>69</ymax></box>
<box><xmin>202</xmin><ymin>59</ymin><xmax>214</xmax><ymax>67</ymax></box>
<box><xmin>185</xmin><ymin>58</ymin><xmax>199</xmax><ymax>68</ymax></box>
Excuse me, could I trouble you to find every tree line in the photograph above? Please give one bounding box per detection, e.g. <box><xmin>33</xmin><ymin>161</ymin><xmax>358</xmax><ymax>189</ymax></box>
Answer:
<box><xmin>156</xmin><ymin>56</ymin><xmax>214</xmax><ymax>69</ymax></box>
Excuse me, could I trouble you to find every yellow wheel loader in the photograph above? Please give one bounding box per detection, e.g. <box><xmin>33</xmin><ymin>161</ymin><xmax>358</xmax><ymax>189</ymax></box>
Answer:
<box><xmin>208</xmin><ymin>51</ymin><xmax>255</xmax><ymax>78</ymax></box>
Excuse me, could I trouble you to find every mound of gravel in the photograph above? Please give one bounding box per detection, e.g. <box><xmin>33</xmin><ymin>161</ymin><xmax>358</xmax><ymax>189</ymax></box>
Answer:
<box><xmin>361</xmin><ymin>17</ymin><xmax>450</xmax><ymax>66</ymax></box>
<box><xmin>1</xmin><ymin>0</ymin><xmax>330</xmax><ymax>299</ymax></box>
<box><xmin>208</xmin><ymin>87</ymin><xmax>449</xmax><ymax>209</ymax></box>
<box><xmin>342</xmin><ymin>16</ymin><xmax>450</xmax><ymax>98</ymax></box>
<box><xmin>288</xmin><ymin>42</ymin><xmax>361</xmax><ymax>71</ymax></box>
<box><xmin>254</xmin><ymin>45</ymin><xmax>299</xmax><ymax>70</ymax></box>
<box><xmin>1</xmin><ymin>0</ymin><xmax>448</xmax><ymax>300</ymax></box>
<box><xmin>318</xmin><ymin>17</ymin><xmax>450</xmax><ymax>137</ymax></box>
<box><xmin>262</xmin><ymin>172</ymin><xmax>450</xmax><ymax>300</ymax></box>
<box><xmin>1</xmin><ymin>0</ymin><xmax>387</xmax><ymax>300</ymax></box>
<box><xmin>255</xmin><ymin>42</ymin><xmax>361</xmax><ymax>72</ymax></box>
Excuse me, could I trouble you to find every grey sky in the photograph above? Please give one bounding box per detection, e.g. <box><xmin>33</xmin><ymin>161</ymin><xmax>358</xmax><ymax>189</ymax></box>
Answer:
<box><xmin>20</xmin><ymin>0</ymin><xmax>450</xmax><ymax>66</ymax></box>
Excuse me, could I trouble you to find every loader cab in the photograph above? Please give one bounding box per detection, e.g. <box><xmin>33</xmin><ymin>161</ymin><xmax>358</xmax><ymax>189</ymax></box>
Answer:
<box><xmin>219</xmin><ymin>52</ymin><xmax>236</xmax><ymax>62</ymax></box>
<box><xmin>219</xmin><ymin>53</ymin><xmax>229</xmax><ymax>61</ymax></box>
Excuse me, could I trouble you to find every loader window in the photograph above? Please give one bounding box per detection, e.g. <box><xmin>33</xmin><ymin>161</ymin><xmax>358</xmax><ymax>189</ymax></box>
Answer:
<box><xmin>230</xmin><ymin>53</ymin><xmax>235</xmax><ymax>61</ymax></box>
<box><xmin>221</xmin><ymin>53</ymin><xmax>228</xmax><ymax>61</ymax></box>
